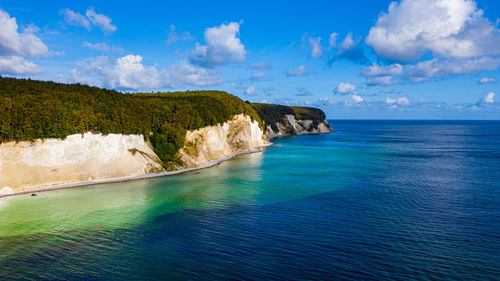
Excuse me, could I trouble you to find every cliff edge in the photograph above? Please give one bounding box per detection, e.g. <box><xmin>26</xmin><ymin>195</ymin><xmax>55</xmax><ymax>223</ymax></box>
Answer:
<box><xmin>252</xmin><ymin>103</ymin><xmax>333</xmax><ymax>139</ymax></box>
<box><xmin>0</xmin><ymin>77</ymin><xmax>332</xmax><ymax>196</ymax></box>
<box><xmin>0</xmin><ymin>133</ymin><xmax>163</xmax><ymax>194</ymax></box>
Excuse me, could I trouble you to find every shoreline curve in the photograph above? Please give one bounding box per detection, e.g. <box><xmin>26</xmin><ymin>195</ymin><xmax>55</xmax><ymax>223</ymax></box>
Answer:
<box><xmin>0</xmin><ymin>132</ymin><xmax>332</xmax><ymax>199</ymax></box>
<box><xmin>0</xmin><ymin>144</ymin><xmax>271</xmax><ymax>199</ymax></box>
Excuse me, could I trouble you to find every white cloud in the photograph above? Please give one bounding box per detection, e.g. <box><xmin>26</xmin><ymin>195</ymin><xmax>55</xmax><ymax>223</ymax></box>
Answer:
<box><xmin>85</xmin><ymin>8</ymin><xmax>117</xmax><ymax>34</ymax></box>
<box><xmin>190</xmin><ymin>22</ymin><xmax>246</xmax><ymax>67</ymax></box>
<box><xmin>463</xmin><ymin>91</ymin><xmax>498</xmax><ymax>109</ymax></box>
<box><xmin>329</xmin><ymin>32</ymin><xmax>338</xmax><ymax>47</ymax></box>
<box><xmin>0</xmin><ymin>9</ymin><xmax>48</xmax><ymax>58</ymax></box>
<box><xmin>352</xmin><ymin>94</ymin><xmax>364</xmax><ymax>103</ymax></box>
<box><xmin>338</xmin><ymin>32</ymin><xmax>357</xmax><ymax>51</ymax></box>
<box><xmin>386</xmin><ymin>96</ymin><xmax>410</xmax><ymax>106</ymax></box>
<box><xmin>397</xmin><ymin>97</ymin><xmax>410</xmax><ymax>105</ymax></box>
<box><xmin>84</xmin><ymin>41</ymin><xmax>110</xmax><ymax>51</ymax></box>
<box><xmin>72</xmin><ymin>55</ymin><xmax>224</xmax><ymax>90</ymax></box>
<box><xmin>366</xmin><ymin>0</ymin><xmax>500</xmax><ymax>62</ymax></box>
<box><xmin>362</xmin><ymin>63</ymin><xmax>403</xmax><ymax>77</ymax></box>
<box><xmin>61</xmin><ymin>8</ymin><xmax>116</xmax><ymax>34</ymax></box>
<box><xmin>250</xmin><ymin>71</ymin><xmax>266</xmax><ymax>82</ymax></box>
<box><xmin>0</xmin><ymin>56</ymin><xmax>40</xmax><ymax>75</ymax></box>
<box><xmin>334</xmin><ymin>82</ymin><xmax>356</xmax><ymax>94</ymax></box>
<box><xmin>308</xmin><ymin>37</ymin><xmax>322</xmax><ymax>58</ymax></box>
<box><xmin>72</xmin><ymin>55</ymin><xmax>172</xmax><ymax>90</ymax></box>
<box><xmin>386</xmin><ymin>97</ymin><xmax>396</xmax><ymax>104</ymax></box>
<box><xmin>362</xmin><ymin>0</ymin><xmax>500</xmax><ymax>83</ymax></box>
<box><xmin>367</xmin><ymin>76</ymin><xmax>397</xmax><ymax>86</ymax></box>
<box><xmin>111</xmin><ymin>55</ymin><xmax>162</xmax><ymax>90</ymax></box>
<box><xmin>60</xmin><ymin>9</ymin><xmax>91</xmax><ymax>30</ymax></box>
<box><xmin>249</xmin><ymin>61</ymin><xmax>272</xmax><ymax>70</ymax></box>
<box><xmin>287</xmin><ymin>65</ymin><xmax>306</xmax><ymax>77</ymax></box>
<box><xmin>166</xmin><ymin>25</ymin><xmax>194</xmax><ymax>45</ymax></box>
<box><xmin>169</xmin><ymin>62</ymin><xmax>223</xmax><ymax>87</ymax></box>
<box><xmin>313</xmin><ymin>97</ymin><xmax>338</xmax><ymax>106</ymax></box>
<box><xmin>484</xmin><ymin>92</ymin><xmax>495</xmax><ymax>104</ymax></box>
<box><xmin>405</xmin><ymin>57</ymin><xmax>500</xmax><ymax>82</ymax></box>
<box><xmin>0</xmin><ymin>8</ymin><xmax>47</xmax><ymax>75</ymax></box>
<box><xmin>83</xmin><ymin>41</ymin><xmax>123</xmax><ymax>53</ymax></box>
<box><xmin>362</xmin><ymin>63</ymin><xmax>403</xmax><ymax>85</ymax></box>
<box><xmin>245</xmin><ymin>85</ymin><xmax>256</xmax><ymax>95</ymax></box>
<box><xmin>478</xmin><ymin>77</ymin><xmax>496</xmax><ymax>84</ymax></box>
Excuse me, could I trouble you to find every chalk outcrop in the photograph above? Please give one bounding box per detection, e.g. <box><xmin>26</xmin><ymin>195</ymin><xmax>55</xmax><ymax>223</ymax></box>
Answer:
<box><xmin>264</xmin><ymin>114</ymin><xmax>333</xmax><ymax>139</ymax></box>
<box><xmin>0</xmin><ymin>133</ymin><xmax>163</xmax><ymax>194</ymax></box>
<box><xmin>0</xmin><ymin>114</ymin><xmax>269</xmax><ymax>195</ymax></box>
<box><xmin>179</xmin><ymin>114</ymin><xmax>268</xmax><ymax>167</ymax></box>
<box><xmin>0</xmin><ymin>113</ymin><xmax>330</xmax><ymax>196</ymax></box>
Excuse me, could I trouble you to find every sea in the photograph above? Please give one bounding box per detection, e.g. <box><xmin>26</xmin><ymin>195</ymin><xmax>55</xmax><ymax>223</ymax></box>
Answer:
<box><xmin>1</xmin><ymin>120</ymin><xmax>499</xmax><ymax>280</ymax></box>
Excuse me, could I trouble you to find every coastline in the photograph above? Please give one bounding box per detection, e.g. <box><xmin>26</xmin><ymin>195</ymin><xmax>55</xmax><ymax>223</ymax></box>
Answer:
<box><xmin>0</xmin><ymin>131</ymin><xmax>332</xmax><ymax>199</ymax></box>
<box><xmin>266</xmin><ymin>130</ymin><xmax>334</xmax><ymax>141</ymax></box>
<box><xmin>0</xmin><ymin>144</ymin><xmax>272</xmax><ymax>199</ymax></box>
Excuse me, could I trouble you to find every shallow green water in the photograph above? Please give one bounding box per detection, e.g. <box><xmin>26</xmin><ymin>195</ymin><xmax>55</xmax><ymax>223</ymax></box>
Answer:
<box><xmin>1</xmin><ymin>121</ymin><xmax>500</xmax><ymax>280</ymax></box>
<box><xmin>0</xmin><ymin>140</ymin><xmax>346</xmax><ymax>238</ymax></box>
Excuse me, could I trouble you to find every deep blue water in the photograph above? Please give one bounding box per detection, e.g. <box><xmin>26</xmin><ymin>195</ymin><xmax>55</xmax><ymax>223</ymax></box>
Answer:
<box><xmin>1</xmin><ymin>120</ymin><xmax>500</xmax><ymax>280</ymax></box>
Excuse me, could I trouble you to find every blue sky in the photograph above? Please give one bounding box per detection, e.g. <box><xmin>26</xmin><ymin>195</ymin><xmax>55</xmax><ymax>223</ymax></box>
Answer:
<box><xmin>1</xmin><ymin>0</ymin><xmax>499</xmax><ymax>119</ymax></box>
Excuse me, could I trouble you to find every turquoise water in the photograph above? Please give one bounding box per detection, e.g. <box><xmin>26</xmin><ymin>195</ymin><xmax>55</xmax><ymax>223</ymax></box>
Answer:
<box><xmin>1</xmin><ymin>120</ymin><xmax>500</xmax><ymax>280</ymax></box>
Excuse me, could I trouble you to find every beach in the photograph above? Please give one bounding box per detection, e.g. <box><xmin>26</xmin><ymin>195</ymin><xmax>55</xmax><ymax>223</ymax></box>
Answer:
<box><xmin>0</xmin><ymin>144</ymin><xmax>271</xmax><ymax>199</ymax></box>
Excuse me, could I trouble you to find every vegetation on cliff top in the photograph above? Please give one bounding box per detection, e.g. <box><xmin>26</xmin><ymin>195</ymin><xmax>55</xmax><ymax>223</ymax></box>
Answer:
<box><xmin>0</xmin><ymin>77</ymin><xmax>328</xmax><ymax>169</ymax></box>
<box><xmin>0</xmin><ymin>77</ymin><xmax>259</xmax><ymax>169</ymax></box>
<box><xmin>252</xmin><ymin>103</ymin><xmax>327</xmax><ymax>131</ymax></box>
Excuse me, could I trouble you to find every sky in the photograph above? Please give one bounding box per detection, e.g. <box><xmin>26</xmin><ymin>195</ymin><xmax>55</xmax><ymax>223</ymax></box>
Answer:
<box><xmin>0</xmin><ymin>0</ymin><xmax>499</xmax><ymax>119</ymax></box>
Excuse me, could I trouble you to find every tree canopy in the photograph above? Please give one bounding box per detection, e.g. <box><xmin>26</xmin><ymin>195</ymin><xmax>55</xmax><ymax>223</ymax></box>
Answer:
<box><xmin>252</xmin><ymin>103</ymin><xmax>326</xmax><ymax>131</ymax></box>
<box><xmin>0</xmin><ymin>77</ymin><xmax>327</xmax><ymax>169</ymax></box>
<box><xmin>0</xmin><ymin>77</ymin><xmax>259</xmax><ymax>168</ymax></box>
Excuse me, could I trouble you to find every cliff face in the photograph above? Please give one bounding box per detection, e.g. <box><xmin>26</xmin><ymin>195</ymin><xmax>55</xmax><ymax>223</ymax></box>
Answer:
<box><xmin>0</xmin><ymin>111</ymin><xmax>330</xmax><ymax>196</ymax></box>
<box><xmin>251</xmin><ymin>103</ymin><xmax>333</xmax><ymax>139</ymax></box>
<box><xmin>263</xmin><ymin>114</ymin><xmax>333</xmax><ymax>139</ymax></box>
<box><xmin>0</xmin><ymin>133</ymin><xmax>163</xmax><ymax>194</ymax></box>
<box><xmin>0</xmin><ymin>78</ymin><xmax>333</xmax><ymax>196</ymax></box>
<box><xmin>0</xmin><ymin>114</ymin><xmax>268</xmax><ymax>195</ymax></box>
<box><xmin>179</xmin><ymin>114</ymin><xmax>268</xmax><ymax>167</ymax></box>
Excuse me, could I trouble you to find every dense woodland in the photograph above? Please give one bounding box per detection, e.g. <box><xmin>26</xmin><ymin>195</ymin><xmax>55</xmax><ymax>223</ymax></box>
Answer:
<box><xmin>252</xmin><ymin>103</ymin><xmax>326</xmax><ymax>132</ymax></box>
<box><xmin>0</xmin><ymin>77</ymin><xmax>327</xmax><ymax>168</ymax></box>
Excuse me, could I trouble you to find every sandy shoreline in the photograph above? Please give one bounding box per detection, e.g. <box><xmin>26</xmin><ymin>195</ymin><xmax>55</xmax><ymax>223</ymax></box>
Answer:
<box><xmin>0</xmin><ymin>145</ymin><xmax>271</xmax><ymax>199</ymax></box>
<box><xmin>0</xmin><ymin>131</ymin><xmax>332</xmax><ymax>199</ymax></box>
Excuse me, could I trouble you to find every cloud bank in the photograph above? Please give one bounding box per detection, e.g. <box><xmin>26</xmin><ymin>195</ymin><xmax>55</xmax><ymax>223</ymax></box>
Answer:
<box><xmin>0</xmin><ymin>8</ymin><xmax>48</xmax><ymax>75</ymax></box>
<box><xmin>72</xmin><ymin>55</ymin><xmax>223</xmax><ymax>90</ymax></box>
<box><xmin>365</xmin><ymin>0</ymin><xmax>500</xmax><ymax>82</ymax></box>
<box><xmin>190</xmin><ymin>22</ymin><xmax>246</xmax><ymax>68</ymax></box>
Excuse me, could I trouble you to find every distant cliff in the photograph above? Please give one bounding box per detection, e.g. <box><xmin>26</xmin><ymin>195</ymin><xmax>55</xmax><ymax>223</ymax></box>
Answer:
<box><xmin>0</xmin><ymin>77</ymin><xmax>331</xmax><ymax>195</ymax></box>
<box><xmin>252</xmin><ymin>103</ymin><xmax>333</xmax><ymax>139</ymax></box>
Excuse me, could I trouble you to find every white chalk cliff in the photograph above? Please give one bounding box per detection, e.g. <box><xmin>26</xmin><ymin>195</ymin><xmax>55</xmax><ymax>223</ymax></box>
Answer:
<box><xmin>264</xmin><ymin>114</ymin><xmax>333</xmax><ymax>139</ymax></box>
<box><xmin>0</xmin><ymin>133</ymin><xmax>162</xmax><ymax>194</ymax></box>
<box><xmin>0</xmin><ymin>114</ymin><xmax>268</xmax><ymax>195</ymax></box>
<box><xmin>0</xmin><ymin>113</ymin><xmax>330</xmax><ymax>196</ymax></box>
<box><xmin>179</xmin><ymin>114</ymin><xmax>268</xmax><ymax>167</ymax></box>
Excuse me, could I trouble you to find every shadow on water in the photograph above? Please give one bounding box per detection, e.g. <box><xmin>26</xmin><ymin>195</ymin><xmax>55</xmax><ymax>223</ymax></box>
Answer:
<box><xmin>1</xmin><ymin>121</ymin><xmax>500</xmax><ymax>280</ymax></box>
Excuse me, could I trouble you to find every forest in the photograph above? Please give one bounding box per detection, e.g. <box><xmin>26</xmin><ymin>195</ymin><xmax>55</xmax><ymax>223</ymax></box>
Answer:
<box><xmin>252</xmin><ymin>103</ymin><xmax>326</xmax><ymax>132</ymax></box>
<box><xmin>0</xmin><ymin>77</ymin><xmax>327</xmax><ymax>169</ymax></box>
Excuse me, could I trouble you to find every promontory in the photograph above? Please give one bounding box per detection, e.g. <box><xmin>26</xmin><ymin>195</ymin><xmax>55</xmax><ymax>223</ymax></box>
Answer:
<box><xmin>0</xmin><ymin>77</ymin><xmax>332</xmax><ymax>196</ymax></box>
